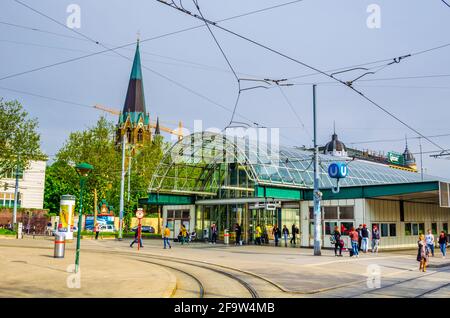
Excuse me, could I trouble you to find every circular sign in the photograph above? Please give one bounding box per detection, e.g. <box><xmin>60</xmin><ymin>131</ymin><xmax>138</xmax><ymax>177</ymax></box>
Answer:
<box><xmin>135</xmin><ymin>209</ymin><xmax>144</xmax><ymax>219</ymax></box>
<box><xmin>328</xmin><ymin>162</ymin><xmax>348</xmax><ymax>179</ymax></box>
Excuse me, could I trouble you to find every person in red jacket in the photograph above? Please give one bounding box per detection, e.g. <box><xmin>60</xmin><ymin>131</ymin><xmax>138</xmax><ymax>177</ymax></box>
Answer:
<box><xmin>349</xmin><ymin>227</ymin><xmax>359</xmax><ymax>257</ymax></box>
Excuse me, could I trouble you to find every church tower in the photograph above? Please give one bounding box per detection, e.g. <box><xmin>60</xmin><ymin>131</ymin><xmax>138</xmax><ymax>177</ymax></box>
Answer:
<box><xmin>116</xmin><ymin>40</ymin><xmax>152</xmax><ymax>152</ymax></box>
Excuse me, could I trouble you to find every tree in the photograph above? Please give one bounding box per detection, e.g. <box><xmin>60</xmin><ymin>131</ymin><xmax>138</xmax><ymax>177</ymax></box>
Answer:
<box><xmin>0</xmin><ymin>99</ymin><xmax>45</xmax><ymax>175</ymax></box>
<box><xmin>50</xmin><ymin>117</ymin><xmax>122</xmax><ymax>214</ymax></box>
<box><xmin>43</xmin><ymin>161</ymin><xmax>78</xmax><ymax>214</ymax></box>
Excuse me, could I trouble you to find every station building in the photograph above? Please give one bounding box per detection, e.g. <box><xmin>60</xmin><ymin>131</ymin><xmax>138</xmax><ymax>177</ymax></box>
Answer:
<box><xmin>140</xmin><ymin>131</ymin><xmax>450</xmax><ymax>250</ymax></box>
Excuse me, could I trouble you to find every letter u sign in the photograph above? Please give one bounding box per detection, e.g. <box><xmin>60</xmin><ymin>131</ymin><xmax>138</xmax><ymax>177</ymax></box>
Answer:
<box><xmin>328</xmin><ymin>163</ymin><xmax>348</xmax><ymax>179</ymax></box>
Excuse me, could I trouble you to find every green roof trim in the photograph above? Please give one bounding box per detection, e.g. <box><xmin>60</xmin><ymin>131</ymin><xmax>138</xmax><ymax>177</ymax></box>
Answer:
<box><xmin>303</xmin><ymin>181</ymin><xmax>439</xmax><ymax>200</ymax></box>
<box><xmin>140</xmin><ymin>193</ymin><xmax>195</xmax><ymax>206</ymax></box>
<box><xmin>119</xmin><ymin>112</ymin><xmax>150</xmax><ymax>125</ymax></box>
<box><xmin>255</xmin><ymin>185</ymin><xmax>302</xmax><ymax>200</ymax></box>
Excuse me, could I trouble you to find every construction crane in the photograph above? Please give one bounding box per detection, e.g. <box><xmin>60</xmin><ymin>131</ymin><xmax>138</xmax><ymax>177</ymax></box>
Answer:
<box><xmin>93</xmin><ymin>104</ymin><xmax>184</xmax><ymax>140</ymax></box>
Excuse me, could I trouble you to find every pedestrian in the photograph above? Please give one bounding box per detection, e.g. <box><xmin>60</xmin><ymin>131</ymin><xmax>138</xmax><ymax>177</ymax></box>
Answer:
<box><xmin>255</xmin><ymin>224</ymin><xmax>262</xmax><ymax>245</ymax></box>
<box><xmin>163</xmin><ymin>224</ymin><xmax>172</xmax><ymax>249</ymax></box>
<box><xmin>94</xmin><ymin>223</ymin><xmax>100</xmax><ymax>240</ymax></box>
<box><xmin>290</xmin><ymin>223</ymin><xmax>296</xmax><ymax>245</ymax></box>
<box><xmin>332</xmin><ymin>226</ymin><xmax>343</xmax><ymax>257</ymax></box>
<box><xmin>361</xmin><ymin>224</ymin><xmax>370</xmax><ymax>253</ymax></box>
<box><xmin>425</xmin><ymin>229</ymin><xmax>435</xmax><ymax>257</ymax></box>
<box><xmin>282</xmin><ymin>225</ymin><xmax>289</xmax><ymax>247</ymax></box>
<box><xmin>357</xmin><ymin>224</ymin><xmax>363</xmax><ymax>251</ymax></box>
<box><xmin>349</xmin><ymin>227</ymin><xmax>359</xmax><ymax>257</ymax></box>
<box><xmin>7</xmin><ymin>221</ymin><xmax>12</xmax><ymax>231</ymax></box>
<box><xmin>180</xmin><ymin>224</ymin><xmax>187</xmax><ymax>245</ymax></box>
<box><xmin>417</xmin><ymin>234</ymin><xmax>429</xmax><ymax>272</ymax></box>
<box><xmin>26</xmin><ymin>223</ymin><xmax>30</xmax><ymax>235</ymax></box>
<box><xmin>438</xmin><ymin>231</ymin><xmax>448</xmax><ymax>258</ymax></box>
<box><xmin>210</xmin><ymin>223</ymin><xmax>218</xmax><ymax>244</ymax></box>
<box><xmin>235</xmin><ymin>223</ymin><xmax>242</xmax><ymax>246</ymax></box>
<box><xmin>130</xmin><ymin>228</ymin><xmax>143</xmax><ymax>248</ymax></box>
<box><xmin>272</xmin><ymin>224</ymin><xmax>281</xmax><ymax>247</ymax></box>
<box><xmin>371</xmin><ymin>225</ymin><xmax>381</xmax><ymax>254</ymax></box>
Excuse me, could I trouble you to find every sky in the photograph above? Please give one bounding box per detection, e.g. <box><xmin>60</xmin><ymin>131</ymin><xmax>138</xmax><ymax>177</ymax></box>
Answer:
<box><xmin>1</xmin><ymin>0</ymin><xmax>450</xmax><ymax>177</ymax></box>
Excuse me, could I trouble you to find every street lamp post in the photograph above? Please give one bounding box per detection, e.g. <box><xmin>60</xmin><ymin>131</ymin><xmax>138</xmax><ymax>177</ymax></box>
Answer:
<box><xmin>74</xmin><ymin>162</ymin><xmax>93</xmax><ymax>273</ymax></box>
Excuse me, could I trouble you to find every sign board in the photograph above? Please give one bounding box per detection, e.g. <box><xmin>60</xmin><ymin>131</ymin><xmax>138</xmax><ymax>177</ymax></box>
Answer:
<box><xmin>387</xmin><ymin>151</ymin><xmax>405</xmax><ymax>166</ymax></box>
<box><xmin>85</xmin><ymin>215</ymin><xmax>115</xmax><ymax>231</ymax></box>
<box><xmin>58</xmin><ymin>195</ymin><xmax>76</xmax><ymax>239</ymax></box>
<box><xmin>135</xmin><ymin>208</ymin><xmax>144</xmax><ymax>219</ymax></box>
<box><xmin>328</xmin><ymin>162</ymin><xmax>348</xmax><ymax>179</ymax></box>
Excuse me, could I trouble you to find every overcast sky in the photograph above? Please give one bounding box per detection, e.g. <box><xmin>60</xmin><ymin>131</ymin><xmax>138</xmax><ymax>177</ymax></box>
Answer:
<box><xmin>1</xmin><ymin>0</ymin><xmax>450</xmax><ymax>177</ymax></box>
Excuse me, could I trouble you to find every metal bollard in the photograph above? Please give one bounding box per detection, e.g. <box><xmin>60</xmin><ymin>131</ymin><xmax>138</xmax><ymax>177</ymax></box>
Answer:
<box><xmin>54</xmin><ymin>233</ymin><xmax>66</xmax><ymax>258</ymax></box>
<box><xmin>224</xmin><ymin>229</ymin><xmax>229</xmax><ymax>245</ymax></box>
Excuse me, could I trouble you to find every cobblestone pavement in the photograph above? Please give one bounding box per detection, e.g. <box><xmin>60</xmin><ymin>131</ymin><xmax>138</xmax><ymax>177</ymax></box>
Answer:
<box><xmin>1</xmin><ymin>238</ymin><xmax>449</xmax><ymax>298</ymax></box>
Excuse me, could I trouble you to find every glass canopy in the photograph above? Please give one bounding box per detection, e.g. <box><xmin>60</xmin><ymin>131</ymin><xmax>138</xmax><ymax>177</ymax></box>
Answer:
<box><xmin>149</xmin><ymin>132</ymin><xmax>442</xmax><ymax>195</ymax></box>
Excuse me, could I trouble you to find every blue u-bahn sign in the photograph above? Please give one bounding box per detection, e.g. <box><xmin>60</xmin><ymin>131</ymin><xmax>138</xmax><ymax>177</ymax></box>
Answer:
<box><xmin>328</xmin><ymin>162</ymin><xmax>348</xmax><ymax>179</ymax></box>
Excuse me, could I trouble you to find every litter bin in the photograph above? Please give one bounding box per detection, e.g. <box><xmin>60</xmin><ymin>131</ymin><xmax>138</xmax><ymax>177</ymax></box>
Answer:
<box><xmin>224</xmin><ymin>229</ymin><xmax>230</xmax><ymax>245</ymax></box>
<box><xmin>54</xmin><ymin>233</ymin><xmax>65</xmax><ymax>258</ymax></box>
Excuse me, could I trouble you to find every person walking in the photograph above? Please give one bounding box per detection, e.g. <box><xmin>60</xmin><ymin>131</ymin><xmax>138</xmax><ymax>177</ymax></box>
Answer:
<box><xmin>417</xmin><ymin>234</ymin><xmax>429</xmax><ymax>272</ymax></box>
<box><xmin>163</xmin><ymin>225</ymin><xmax>172</xmax><ymax>249</ymax></box>
<box><xmin>361</xmin><ymin>224</ymin><xmax>370</xmax><ymax>253</ymax></box>
<box><xmin>255</xmin><ymin>224</ymin><xmax>262</xmax><ymax>245</ymax></box>
<box><xmin>180</xmin><ymin>224</ymin><xmax>187</xmax><ymax>245</ymax></box>
<box><xmin>332</xmin><ymin>226</ymin><xmax>343</xmax><ymax>257</ymax></box>
<box><xmin>425</xmin><ymin>229</ymin><xmax>435</xmax><ymax>257</ymax></box>
<box><xmin>290</xmin><ymin>224</ymin><xmax>296</xmax><ymax>245</ymax></box>
<box><xmin>438</xmin><ymin>231</ymin><xmax>448</xmax><ymax>258</ymax></box>
<box><xmin>235</xmin><ymin>223</ymin><xmax>242</xmax><ymax>245</ymax></box>
<box><xmin>371</xmin><ymin>225</ymin><xmax>381</xmax><ymax>254</ymax></box>
<box><xmin>282</xmin><ymin>225</ymin><xmax>289</xmax><ymax>247</ymax></box>
<box><xmin>94</xmin><ymin>223</ymin><xmax>100</xmax><ymax>240</ymax></box>
<box><xmin>130</xmin><ymin>229</ymin><xmax>143</xmax><ymax>248</ymax></box>
<box><xmin>272</xmin><ymin>224</ymin><xmax>281</xmax><ymax>247</ymax></box>
<box><xmin>349</xmin><ymin>227</ymin><xmax>359</xmax><ymax>257</ymax></box>
<box><xmin>210</xmin><ymin>223</ymin><xmax>218</xmax><ymax>244</ymax></box>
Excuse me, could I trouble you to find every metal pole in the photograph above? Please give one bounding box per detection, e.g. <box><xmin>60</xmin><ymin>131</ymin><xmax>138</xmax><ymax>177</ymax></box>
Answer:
<box><xmin>127</xmin><ymin>156</ymin><xmax>131</xmax><ymax>203</ymax></box>
<box><xmin>419</xmin><ymin>137</ymin><xmax>424</xmax><ymax>181</ymax></box>
<box><xmin>118</xmin><ymin>134</ymin><xmax>126</xmax><ymax>240</ymax></box>
<box><xmin>75</xmin><ymin>177</ymin><xmax>85</xmax><ymax>273</ymax></box>
<box><xmin>12</xmin><ymin>163</ymin><xmax>19</xmax><ymax>226</ymax></box>
<box><xmin>313</xmin><ymin>84</ymin><xmax>322</xmax><ymax>256</ymax></box>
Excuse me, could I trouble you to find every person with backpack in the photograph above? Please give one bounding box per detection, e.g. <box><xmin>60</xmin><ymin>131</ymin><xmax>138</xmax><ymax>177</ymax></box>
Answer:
<box><xmin>417</xmin><ymin>234</ymin><xmax>429</xmax><ymax>272</ymax></box>
<box><xmin>372</xmin><ymin>225</ymin><xmax>381</xmax><ymax>254</ymax></box>
<box><xmin>361</xmin><ymin>224</ymin><xmax>370</xmax><ymax>253</ymax></box>
<box><xmin>332</xmin><ymin>226</ymin><xmax>343</xmax><ymax>257</ymax></box>
<box><xmin>210</xmin><ymin>223</ymin><xmax>218</xmax><ymax>244</ymax></box>
<box><xmin>349</xmin><ymin>227</ymin><xmax>359</xmax><ymax>257</ymax></box>
<box><xmin>438</xmin><ymin>231</ymin><xmax>448</xmax><ymax>258</ymax></box>
<box><xmin>282</xmin><ymin>225</ymin><xmax>289</xmax><ymax>247</ymax></box>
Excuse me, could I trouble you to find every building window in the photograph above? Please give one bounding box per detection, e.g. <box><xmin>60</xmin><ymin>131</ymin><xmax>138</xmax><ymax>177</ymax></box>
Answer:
<box><xmin>182</xmin><ymin>210</ymin><xmax>190</xmax><ymax>219</ymax></box>
<box><xmin>380</xmin><ymin>223</ymin><xmax>396</xmax><ymax>237</ymax></box>
<box><xmin>324</xmin><ymin>207</ymin><xmax>338</xmax><ymax>220</ymax></box>
<box><xmin>339</xmin><ymin>206</ymin><xmax>354</xmax><ymax>220</ymax></box>
<box><xmin>340</xmin><ymin>222</ymin><xmax>353</xmax><ymax>236</ymax></box>
<box><xmin>137</xmin><ymin>129</ymin><xmax>143</xmax><ymax>143</ymax></box>
<box><xmin>444</xmin><ymin>223</ymin><xmax>448</xmax><ymax>234</ymax></box>
<box><xmin>127</xmin><ymin>128</ymin><xmax>132</xmax><ymax>142</ymax></box>
<box><xmin>405</xmin><ymin>223</ymin><xmax>412</xmax><ymax>236</ymax></box>
<box><xmin>167</xmin><ymin>210</ymin><xmax>174</xmax><ymax>219</ymax></box>
<box><xmin>406</xmin><ymin>223</ymin><xmax>426</xmax><ymax>236</ymax></box>
<box><xmin>325</xmin><ymin>221</ymin><xmax>338</xmax><ymax>235</ymax></box>
<box><xmin>431</xmin><ymin>223</ymin><xmax>438</xmax><ymax>235</ymax></box>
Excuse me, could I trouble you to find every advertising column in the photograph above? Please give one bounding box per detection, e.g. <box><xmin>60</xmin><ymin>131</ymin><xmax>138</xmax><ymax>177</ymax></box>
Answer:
<box><xmin>59</xmin><ymin>195</ymin><xmax>76</xmax><ymax>240</ymax></box>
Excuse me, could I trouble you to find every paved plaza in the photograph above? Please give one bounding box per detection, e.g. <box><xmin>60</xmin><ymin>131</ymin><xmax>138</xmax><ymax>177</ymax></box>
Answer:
<box><xmin>1</xmin><ymin>237</ymin><xmax>450</xmax><ymax>298</ymax></box>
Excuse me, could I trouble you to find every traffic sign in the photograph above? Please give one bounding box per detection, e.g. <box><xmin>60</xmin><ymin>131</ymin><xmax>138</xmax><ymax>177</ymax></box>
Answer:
<box><xmin>135</xmin><ymin>208</ymin><xmax>144</xmax><ymax>219</ymax></box>
<box><xmin>328</xmin><ymin>162</ymin><xmax>348</xmax><ymax>179</ymax></box>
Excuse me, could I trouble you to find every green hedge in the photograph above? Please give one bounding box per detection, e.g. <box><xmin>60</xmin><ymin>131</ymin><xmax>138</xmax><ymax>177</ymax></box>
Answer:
<box><xmin>0</xmin><ymin>229</ymin><xmax>17</xmax><ymax>235</ymax></box>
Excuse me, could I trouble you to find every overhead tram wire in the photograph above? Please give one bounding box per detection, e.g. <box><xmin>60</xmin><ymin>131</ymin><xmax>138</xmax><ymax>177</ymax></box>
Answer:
<box><xmin>157</xmin><ymin>0</ymin><xmax>448</xmax><ymax>152</ymax></box>
<box><xmin>8</xmin><ymin>0</ymin><xmax>303</xmax><ymax>146</ymax></box>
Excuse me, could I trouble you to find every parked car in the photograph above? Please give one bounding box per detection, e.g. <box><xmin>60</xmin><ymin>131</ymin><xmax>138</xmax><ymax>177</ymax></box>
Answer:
<box><xmin>131</xmin><ymin>226</ymin><xmax>155</xmax><ymax>233</ymax></box>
